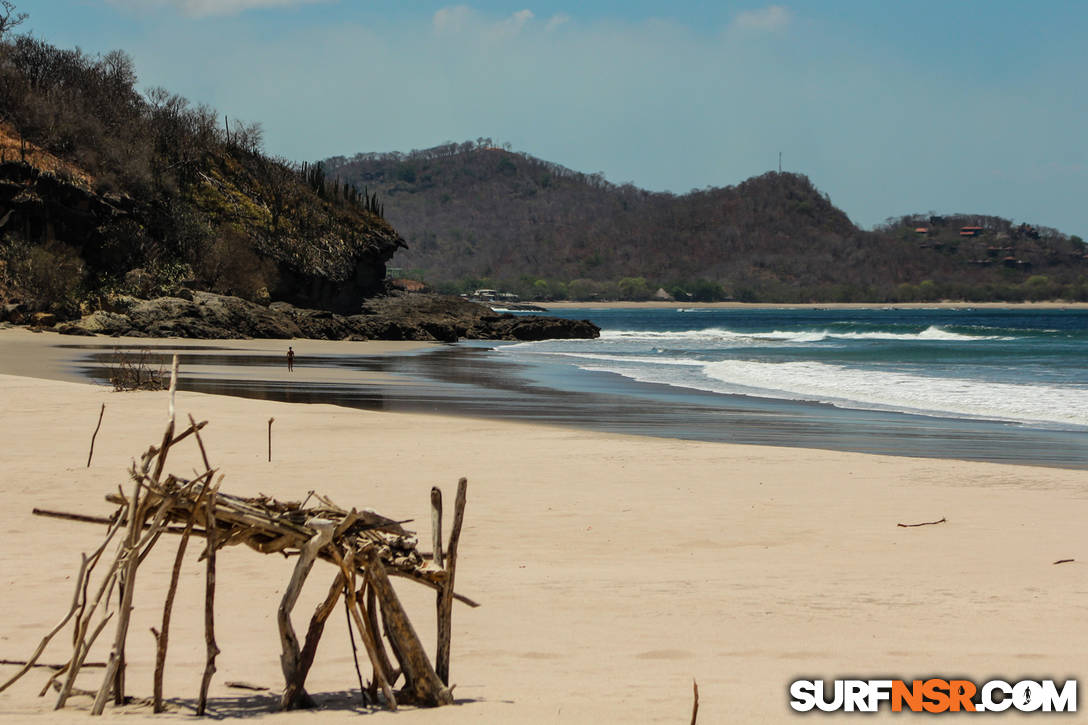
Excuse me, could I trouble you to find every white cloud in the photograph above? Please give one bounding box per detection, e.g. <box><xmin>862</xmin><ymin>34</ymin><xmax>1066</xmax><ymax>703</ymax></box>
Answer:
<box><xmin>495</xmin><ymin>9</ymin><xmax>534</xmax><ymax>37</ymax></box>
<box><xmin>432</xmin><ymin>6</ymin><xmax>534</xmax><ymax>39</ymax></box>
<box><xmin>433</xmin><ymin>4</ymin><xmax>472</xmax><ymax>34</ymax></box>
<box><xmin>544</xmin><ymin>13</ymin><xmax>570</xmax><ymax>33</ymax></box>
<box><xmin>733</xmin><ymin>5</ymin><xmax>791</xmax><ymax>32</ymax></box>
<box><xmin>106</xmin><ymin>0</ymin><xmax>331</xmax><ymax>19</ymax></box>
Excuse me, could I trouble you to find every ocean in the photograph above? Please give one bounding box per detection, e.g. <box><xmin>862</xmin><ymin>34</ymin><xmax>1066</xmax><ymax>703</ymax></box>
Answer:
<box><xmin>483</xmin><ymin>306</ymin><xmax>1088</xmax><ymax>467</ymax></box>
<box><xmin>74</xmin><ymin>306</ymin><xmax>1088</xmax><ymax>468</ymax></box>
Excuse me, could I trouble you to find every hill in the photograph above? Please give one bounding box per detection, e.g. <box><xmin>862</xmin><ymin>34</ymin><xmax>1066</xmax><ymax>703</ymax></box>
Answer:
<box><xmin>0</xmin><ymin>25</ymin><xmax>403</xmax><ymax>317</ymax></box>
<box><xmin>326</xmin><ymin>142</ymin><xmax>1088</xmax><ymax>302</ymax></box>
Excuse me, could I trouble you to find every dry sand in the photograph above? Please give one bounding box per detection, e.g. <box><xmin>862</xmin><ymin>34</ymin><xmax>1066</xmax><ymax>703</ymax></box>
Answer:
<box><xmin>0</xmin><ymin>331</ymin><xmax>1085</xmax><ymax>723</ymax></box>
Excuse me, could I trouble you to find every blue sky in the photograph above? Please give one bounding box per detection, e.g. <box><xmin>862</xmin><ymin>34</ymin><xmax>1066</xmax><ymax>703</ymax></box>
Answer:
<box><xmin>13</xmin><ymin>0</ymin><xmax>1088</xmax><ymax>236</ymax></box>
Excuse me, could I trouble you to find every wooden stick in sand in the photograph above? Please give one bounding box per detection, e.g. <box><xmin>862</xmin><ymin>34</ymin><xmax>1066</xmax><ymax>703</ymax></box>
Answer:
<box><xmin>897</xmin><ymin>517</ymin><xmax>946</xmax><ymax>528</ymax></box>
<box><xmin>153</xmin><ymin>481</ymin><xmax>211</xmax><ymax>713</ymax></box>
<box><xmin>87</xmin><ymin>403</ymin><xmax>105</xmax><ymax>467</ymax></box>
<box><xmin>277</xmin><ymin>519</ymin><xmax>335</xmax><ymax>710</ymax></box>
<box><xmin>331</xmin><ymin>546</ymin><xmax>397</xmax><ymax>710</ymax></box>
<box><xmin>196</xmin><ymin>483</ymin><xmax>221</xmax><ymax>717</ymax></box>
<box><xmin>282</xmin><ymin>569</ymin><xmax>348</xmax><ymax>710</ymax></box>
<box><xmin>267</xmin><ymin>417</ymin><xmax>274</xmax><ymax>462</ymax></box>
<box><xmin>436</xmin><ymin>477</ymin><xmax>467</xmax><ymax>686</ymax></box>
<box><xmin>364</xmin><ymin>546</ymin><xmax>452</xmax><ymax>706</ymax></box>
<box><xmin>430</xmin><ymin>487</ymin><xmax>444</xmax><ymax>569</ymax></box>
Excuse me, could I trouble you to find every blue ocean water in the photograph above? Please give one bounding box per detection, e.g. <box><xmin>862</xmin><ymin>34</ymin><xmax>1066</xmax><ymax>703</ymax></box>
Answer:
<box><xmin>495</xmin><ymin>306</ymin><xmax>1088</xmax><ymax>433</ymax></box>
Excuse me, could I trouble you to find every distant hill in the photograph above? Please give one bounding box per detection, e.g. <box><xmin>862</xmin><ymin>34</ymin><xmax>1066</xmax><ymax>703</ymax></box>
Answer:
<box><xmin>326</xmin><ymin>142</ymin><xmax>1088</xmax><ymax>302</ymax></box>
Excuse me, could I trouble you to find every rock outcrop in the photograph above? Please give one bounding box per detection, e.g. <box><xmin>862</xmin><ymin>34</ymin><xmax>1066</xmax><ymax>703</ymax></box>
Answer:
<box><xmin>53</xmin><ymin>291</ymin><xmax>600</xmax><ymax>342</ymax></box>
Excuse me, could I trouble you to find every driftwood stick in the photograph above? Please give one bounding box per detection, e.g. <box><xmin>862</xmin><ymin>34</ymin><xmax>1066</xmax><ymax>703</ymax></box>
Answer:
<box><xmin>189</xmin><ymin>414</ymin><xmax>212</xmax><ymax>472</ymax></box>
<box><xmin>267</xmin><ymin>417</ymin><xmax>274</xmax><ymax>462</ymax></box>
<box><xmin>0</xmin><ymin>554</ymin><xmax>90</xmax><ymax>694</ymax></box>
<box><xmin>1053</xmin><ymin>558</ymin><xmax>1075</xmax><ymax>565</ymax></box>
<box><xmin>153</xmin><ymin>483</ymin><xmax>210</xmax><ymax>713</ymax></box>
<box><xmin>331</xmin><ymin>547</ymin><xmax>396</xmax><ymax>711</ymax></box>
<box><xmin>56</xmin><ymin>514</ymin><xmax>127</xmax><ymax>709</ymax></box>
<box><xmin>282</xmin><ymin>569</ymin><xmax>347</xmax><ymax>710</ymax></box>
<box><xmin>430</xmin><ymin>487</ymin><xmax>444</xmax><ymax>570</ymax></box>
<box><xmin>436</xmin><ymin>477</ymin><xmax>467</xmax><ymax>685</ymax></box>
<box><xmin>278</xmin><ymin>538</ymin><xmax>339</xmax><ymax>711</ymax></box>
<box><xmin>360</xmin><ymin>582</ymin><xmax>396</xmax><ymax>695</ymax></box>
<box><xmin>343</xmin><ymin>591</ymin><xmax>367</xmax><ymax>705</ymax></box>
<box><xmin>92</xmin><ymin>476</ymin><xmax>152</xmax><ymax>715</ymax></box>
<box><xmin>0</xmin><ymin>659</ymin><xmax>105</xmax><ymax>670</ymax></box>
<box><xmin>691</xmin><ymin>679</ymin><xmax>699</xmax><ymax>725</ymax></box>
<box><xmin>196</xmin><ymin>485</ymin><xmax>221</xmax><ymax>717</ymax></box>
<box><xmin>277</xmin><ymin>519</ymin><xmax>334</xmax><ymax>708</ymax></box>
<box><xmin>897</xmin><ymin>517</ymin><xmax>947</xmax><ymax>528</ymax></box>
<box><xmin>87</xmin><ymin>403</ymin><xmax>105</xmax><ymax>468</ymax></box>
<box><xmin>54</xmin><ymin>610</ymin><xmax>114</xmax><ymax>706</ymax></box>
<box><xmin>363</xmin><ymin>547</ymin><xmax>452</xmax><ymax>706</ymax></box>
<box><xmin>148</xmin><ymin>420</ymin><xmax>207</xmax><ymax>457</ymax></box>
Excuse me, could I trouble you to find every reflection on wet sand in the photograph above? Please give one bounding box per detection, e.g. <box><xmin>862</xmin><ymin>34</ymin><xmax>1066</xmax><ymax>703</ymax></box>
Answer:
<box><xmin>70</xmin><ymin>342</ymin><xmax>1088</xmax><ymax>469</ymax></box>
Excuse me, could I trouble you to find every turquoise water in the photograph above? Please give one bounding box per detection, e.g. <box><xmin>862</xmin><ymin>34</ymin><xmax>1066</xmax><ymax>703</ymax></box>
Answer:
<box><xmin>499</xmin><ymin>307</ymin><xmax>1088</xmax><ymax>430</ymax></box>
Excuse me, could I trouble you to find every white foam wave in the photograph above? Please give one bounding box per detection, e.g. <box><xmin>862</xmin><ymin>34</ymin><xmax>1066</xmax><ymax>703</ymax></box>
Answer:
<box><xmin>597</xmin><ymin>325</ymin><xmax>1007</xmax><ymax>345</ymax></box>
<box><xmin>692</xmin><ymin>360</ymin><xmax>1087</xmax><ymax>426</ymax></box>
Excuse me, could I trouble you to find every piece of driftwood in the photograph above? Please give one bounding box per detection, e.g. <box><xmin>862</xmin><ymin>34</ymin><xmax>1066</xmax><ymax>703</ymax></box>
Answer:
<box><xmin>281</xmin><ymin>567</ymin><xmax>345</xmax><ymax>709</ymax></box>
<box><xmin>691</xmin><ymin>679</ymin><xmax>699</xmax><ymax>725</ymax></box>
<box><xmin>364</xmin><ymin>547</ymin><xmax>452</xmax><ymax>707</ymax></box>
<box><xmin>277</xmin><ymin>520</ymin><xmax>334</xmax><ymax>710</ymax></box>
<box><xmin>153</xmin><ymin>482</ymin><xmax>210</xmax><ymax>712</ymax></box>
<box><xmin>436</xmin><ymin>477</ymin><xmax>468</xmax><ymax>685</ymax></box>
<box><xmin>1053</xmin><ymin>558</ymin><xmax>1075</xmax><ymax>565</ymax></box>
<box><xmin>332</xmin><ymin>548</ymin><xmax>397</xmax><ymax>711</ymax></box>
<box><xmin>197</xmin><ymin>485</ymin><xmax>221</xmax><ymax>717</ymax></box>
<box><xmin>430</xmin><ymin>487</ymin><xmax>444</xmax><ymax>570</ymax></box>
<box><xmin>897</xmin><ymin>517</ymin><xmax>946</xmax><ymax>528</ymax></box>
<box><xmin>87</xmin><ymin>403</ymin><xmax>105</xmax><ymax>468</ymax></box>
<box><xmin>343</xmin><ymin>588</ymin><xmax>368</xmax><ymax>705</ymax></box>
<box><xmin>267</xmin><ymin>417</ymin><xmax>274</xmax><ymax>462</ymax></box>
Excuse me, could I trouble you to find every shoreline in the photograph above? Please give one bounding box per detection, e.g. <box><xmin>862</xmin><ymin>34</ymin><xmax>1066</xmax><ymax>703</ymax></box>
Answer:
<box><xmin>540</xmin><ymin>299</ymin><xmax>1088</xmax><ymax>310</ymax></box>
<box><xmin>0</xmin><ymin>372</ymin><xmax>1084</xmax><ymax>722</ymax></box>
<box><xmin>4</xmin><ymin>326</ymin><xmax>1087</xmax><ymax>470</ymax></box>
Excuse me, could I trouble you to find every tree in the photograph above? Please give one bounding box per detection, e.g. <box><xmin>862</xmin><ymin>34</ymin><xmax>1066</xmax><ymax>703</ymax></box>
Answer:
<box><xmin>0</xmin><ymin>1</ymin><xmax>27</xmax><ymax>38</ymax></box>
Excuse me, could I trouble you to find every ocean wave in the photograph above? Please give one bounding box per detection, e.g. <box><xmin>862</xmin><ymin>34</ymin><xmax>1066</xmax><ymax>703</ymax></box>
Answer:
<box><xmin>596</xmin><ymin>325</ymin><xmax>1009</xmax><ymax>345</ymax></box>
<box><xmin>688</xmin><ymin>360</ymin><xmax>1086</xmax><ymax>426</ymax></box>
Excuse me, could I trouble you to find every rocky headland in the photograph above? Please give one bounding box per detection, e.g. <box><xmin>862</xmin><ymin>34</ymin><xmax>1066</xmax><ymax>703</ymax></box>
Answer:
<box><xmin>1</xmin><ymin>291</ymin><xmax>599</xmax><ymax>342</ymax></box>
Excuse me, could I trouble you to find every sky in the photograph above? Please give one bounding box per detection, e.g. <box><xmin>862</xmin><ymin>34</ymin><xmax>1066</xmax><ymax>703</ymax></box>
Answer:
<box><xmin>12</xmin><ymin>0</ymin><xmax>1088</xmax><ymax>236</ymax></box>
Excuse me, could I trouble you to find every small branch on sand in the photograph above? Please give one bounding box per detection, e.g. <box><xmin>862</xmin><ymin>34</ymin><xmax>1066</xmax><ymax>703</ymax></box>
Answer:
<box><xmin>267</xmin><ymin>418</ymin><xmax>275</xmax><ymax>462</ymax></box>
<box><xmin>897</xmin><ymin>517</ymin><xmax>946</xmax><ymax>528</ymax></box>
<box><xmin>690</xmin><ymin>679</ymin><xmax>699</xmax><ymax>725</ymax></box>
<box><xmin>87</xmin><ymin>403</ymin><xmax>105</xmax><ymax>467</ymax></box>
<box><xmin>1053</xmin><ymin>558</ymin><xmax>1075</xmax><ymax>565</ymax></box>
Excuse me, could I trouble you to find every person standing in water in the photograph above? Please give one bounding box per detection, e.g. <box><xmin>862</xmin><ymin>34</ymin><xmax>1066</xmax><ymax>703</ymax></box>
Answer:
<box><xmin>287</xmin><ymin>346</ymin><xmax>295</xmax><ymax>372</ymax></box>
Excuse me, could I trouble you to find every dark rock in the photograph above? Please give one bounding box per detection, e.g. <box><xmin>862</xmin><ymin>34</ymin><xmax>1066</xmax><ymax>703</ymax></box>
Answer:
<box><xmin>2</xmin><ymin>302</ymin><xmax>27</xmax><ymax>324</ymax></box>
<box><xmin>30</xmin><ymin>312</ymin><xmax>57</xmax><ymax>327</ymax></box>
<box><xmin>48</xmin><ymin>290</ymin><xmax>598</xmax><ymax>342</ymax></box>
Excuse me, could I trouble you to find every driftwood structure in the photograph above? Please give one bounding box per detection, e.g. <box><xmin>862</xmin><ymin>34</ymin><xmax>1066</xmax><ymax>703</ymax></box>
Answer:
<box><xmin>0</xmin><ymin>357</ymin><xmax>474</xmax><ymax>715</ymax></box>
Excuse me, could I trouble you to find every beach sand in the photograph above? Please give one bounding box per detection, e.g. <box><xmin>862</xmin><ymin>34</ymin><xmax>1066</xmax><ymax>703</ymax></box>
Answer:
<box><xmin>0</xmin><ymin>331</ymin><xmax>1085</xmax><ymax>722</ymax></box>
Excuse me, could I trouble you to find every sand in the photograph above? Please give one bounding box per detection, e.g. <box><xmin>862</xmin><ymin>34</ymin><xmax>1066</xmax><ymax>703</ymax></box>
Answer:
<box><xmin>0</xmin><ymin>331</ymin><xmax>1085</xmax><ymax>722</ymax></box>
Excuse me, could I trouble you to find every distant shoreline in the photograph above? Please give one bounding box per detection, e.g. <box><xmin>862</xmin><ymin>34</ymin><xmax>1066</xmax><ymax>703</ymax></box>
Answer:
<box><xmin>540</xmin><ymin>300</ymin><xmax>1088</xmax><ymax>310</ymax></box>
